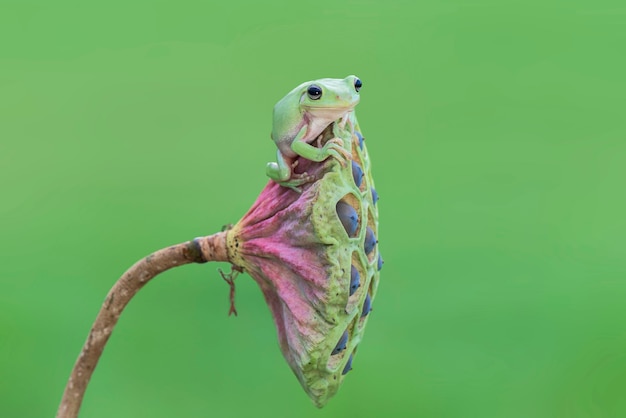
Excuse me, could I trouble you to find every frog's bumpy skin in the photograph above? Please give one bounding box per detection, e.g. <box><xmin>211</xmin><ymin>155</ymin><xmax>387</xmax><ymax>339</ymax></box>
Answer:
<box><xmin>226</xmin><ymin>117</ymin><xmax>380</xmax><ymax>407</ymax></box>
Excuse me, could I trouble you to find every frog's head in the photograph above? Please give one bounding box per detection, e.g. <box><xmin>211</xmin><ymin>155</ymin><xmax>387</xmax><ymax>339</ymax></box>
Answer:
<box><xmin>272</xmin><ymin>75</ymin><xmax>362</xmax><ymax>146</ymax></box>
<box><xmin>300</xmin><ymin>75</ymin><xmax>361</xmax><ymax>122</ymax></box>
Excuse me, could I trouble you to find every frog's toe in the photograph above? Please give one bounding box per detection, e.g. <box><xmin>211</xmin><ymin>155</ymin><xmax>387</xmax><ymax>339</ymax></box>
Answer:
<box><xmin>276</xmin><ymin>180</ymin><xmax>303</xmax><ymax>192</ymax></box>
<box><xmin>327</xmin><ymin>143</ymin><xmax>351</xmax><ymax>167</ymax></box>
<box><xmin>327</xmin><ymin>149</ymin><xmax>346</xmax><ymax>167</ymax></box>
<box><xmin>327</xmin><ymin>137</ymin><xmax>345</xmax><ymax>148</ymax></box>
<box><xmin>277</xmin><ymin>172</ymin><xmax>315</xmax><ymax>192</ymax></box>
<box><xmin>337</xmin><ymin>145</ymin><xmax>351</xmax><ymax>160</ymax></box>
<box><xmin>291</xmin><ymin>170</ymin><xmax>312</xmax><ymax>179</ymax></box>
<box><xmin>283</xmin><ymin>184</ymin><xmax>303</xmax><ymax>193</ymax></box>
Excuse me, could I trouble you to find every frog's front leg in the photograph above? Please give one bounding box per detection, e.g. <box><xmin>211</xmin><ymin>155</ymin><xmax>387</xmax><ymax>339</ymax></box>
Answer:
<box><xmin>291</xmin><ymin>133</ymin><xmax>351</xmax><ymax>167</ymax></box>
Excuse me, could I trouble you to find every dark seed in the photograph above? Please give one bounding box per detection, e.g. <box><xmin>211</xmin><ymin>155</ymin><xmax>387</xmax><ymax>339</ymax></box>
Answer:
<box><xmin>350</xmin><ymin>265</ymin><xmax>360</xmax><ymax>296</ymax></box>
<box><xmin>342</xmin><ymin>354</ymin><xmax>354</xmax><ymax>375</ymax></box>
<box><xmin>364</xmin><ymin>227</ymin><xmax>377</xmax><ymax>254</ymax></box>
<box><xmin>336</xmin><ymin>201</ymin><xmax>358</xmax><ymax>237</ymax></box>
<box><xmin>377</xmin><ymin>253</ymin><xmax>383</xmax><ymax>271</ymax></box>
<box><xmin>371</xmin><ymin>187</ymin><xmax>378</xmax><ymax>205</ymax></box>
<box><xmin>352</xmin><ymin>161</ymin><xmax>363</xmax><ymax>188</ymax></box>
<box><xmin>331</xmin><ymin>330</ymin><xmax>349</xmax><ymax>355</ymax></box>
<box><xmin>361</xmin><ymin>293</ymin><xmax>372</xmax><ymax>317</ymax></box>
<box><xmin>355</xmin><ymin>131</ymin><xmax>364</xmax><ymax>150</ymax></box>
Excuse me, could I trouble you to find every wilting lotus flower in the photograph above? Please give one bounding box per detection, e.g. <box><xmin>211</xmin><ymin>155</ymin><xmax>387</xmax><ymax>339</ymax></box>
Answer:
<box><xmin>226</xmin><ymin>117</ymin><xmax>382</xmax><ymax>407</ymax></box>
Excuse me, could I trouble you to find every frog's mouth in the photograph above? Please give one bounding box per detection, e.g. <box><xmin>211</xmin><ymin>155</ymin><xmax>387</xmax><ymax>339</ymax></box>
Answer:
<box><xmin>304</xmin><ymin>105</ymin><xmax>356</xmax><ymax>120</ymax></box>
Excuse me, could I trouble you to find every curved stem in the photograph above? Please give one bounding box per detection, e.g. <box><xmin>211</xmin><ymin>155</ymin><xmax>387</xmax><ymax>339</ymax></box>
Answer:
<box><xmin>57</xmin><ymin>232</ymin><xmax>230</xmax><ymax>418</ymax></box>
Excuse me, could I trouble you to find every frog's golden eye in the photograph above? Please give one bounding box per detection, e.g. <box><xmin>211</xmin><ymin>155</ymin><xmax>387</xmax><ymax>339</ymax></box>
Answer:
<box><xmin>354</xmin><ymin>78</ymin><xmax>362</xmax><ymax>92</ymax></box>
<box><xmin>307</xmin><ymin>85</ymin><xmax>322</xmax><ymax>100</ymax></box>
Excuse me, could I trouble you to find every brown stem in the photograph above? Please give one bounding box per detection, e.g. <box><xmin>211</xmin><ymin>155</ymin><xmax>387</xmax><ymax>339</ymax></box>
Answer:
<box><xmin>57</xmin><ymin>232</ymin><xmax>230</xmax><ymax>418</ymax></box>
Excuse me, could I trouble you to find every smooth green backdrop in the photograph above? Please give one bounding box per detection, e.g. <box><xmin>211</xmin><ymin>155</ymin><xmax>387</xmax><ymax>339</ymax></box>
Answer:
<box><xmin>2</xmin><ymin>1</ymin><xmax>625</xmax><ymax>417</ymax></box>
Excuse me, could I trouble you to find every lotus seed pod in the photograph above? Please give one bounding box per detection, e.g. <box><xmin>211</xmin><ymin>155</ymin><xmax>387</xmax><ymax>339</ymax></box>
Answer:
<box><xmin>226</xmin><ymin>81</ymin><xmax>380</xmax><ymax>408</ymax></box>
<box><xmin>349</xmin><ymin>265</ymin><xmax>360</xmax><ymax>296</ymax></box>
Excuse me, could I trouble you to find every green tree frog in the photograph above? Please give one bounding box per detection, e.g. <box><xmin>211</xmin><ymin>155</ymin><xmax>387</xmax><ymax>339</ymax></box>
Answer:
<box><xmin>266</xmin><ymin>75</ymin><xmax>362</xmax><ymax>190</ymax></box>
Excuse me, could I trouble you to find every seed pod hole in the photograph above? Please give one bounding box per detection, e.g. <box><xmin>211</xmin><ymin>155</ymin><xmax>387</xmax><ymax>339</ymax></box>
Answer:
<box><xmin>377</xmin><ymin>253</ymin><xmax>384</xmax><ymax>271</ymax></box>
<box><xmin>327</xmin><ymin>320</ymin><xmax>356</xmax><ymax>370</ymax></box>
<box><xmin>336</xmin><ymin>201</ymin><xmax>359</xmax><ymax>237</ymax></box>
<box><xmin>349</xmin><ymin>265</ymin><xmax>360</xmax><ymax>296</ymax></box>
<box><xmin>346</xmin><ymin>253</ymin><xmax>365</xmax><ymax>313</ymax></box>
<box><xmin>364</xmin><ymin>227</ymin><xmax>377</xmax><ymax>255</ymax></box>
<box><xmin>351</xmin><ymin>161</ymin><xmax>363</xmax><ymax>188</ymax></box>
<box><xmin>355</xmin><ymin>131</ymin><xmax>364</xmax><ymax>150</ymax></box>
<box><xmin>342</xmin><ymin>353</ymin><xmax>354</xmax><ymax>375</ymax></box>
<box><xmin>371</xmin><ymin>187</ymin><xmax>378</xmax><ymax>205</ymax></box>
<box><xmin>365</xmin><ymin>210</ymin><xmax>379</xmax><ymax>263</ymax></box>
<box><xmin>361</xmin><ymin>293</ymin><xmax>372</xmax><ymax>318</ymax></box>
<box><xmin>331</xmin><ymin>330</ymin><xmax>349</xmax><ymax>355</ymax></box>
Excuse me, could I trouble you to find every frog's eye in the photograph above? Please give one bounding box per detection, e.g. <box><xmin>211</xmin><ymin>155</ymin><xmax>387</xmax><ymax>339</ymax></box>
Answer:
<box><xmin>354</xmin><ymin>78</ymin><xmax>362</xmax><ymax>92</ymax></box>
<box><xmin>307</xmin><ymin>85</ymin><xmax>323</xmax><ymax>100</ymax></box>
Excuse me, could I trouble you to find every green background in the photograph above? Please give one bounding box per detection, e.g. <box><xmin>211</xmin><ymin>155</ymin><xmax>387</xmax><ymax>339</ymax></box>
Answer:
<box><xmin>2</xmin><ymin>1</ymin><xmax>625</xmax><ymax>417</ymax></box>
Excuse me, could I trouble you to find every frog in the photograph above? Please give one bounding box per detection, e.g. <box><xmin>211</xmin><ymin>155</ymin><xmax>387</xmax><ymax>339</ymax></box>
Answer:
<box><xmin>266</xmin><ymin>75</ymin><xmax>362</xmax><ymax>191</ymax></box>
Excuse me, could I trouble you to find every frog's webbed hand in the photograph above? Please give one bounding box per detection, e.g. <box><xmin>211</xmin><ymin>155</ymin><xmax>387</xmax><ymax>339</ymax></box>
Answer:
<box><xmin>291</xmin><ymin>134</ymin><xmax>350</xmax><ymax>167</ymax></box>
<box><xmin>319</xmin><ymin>138</ymin><xmax>350</xmax><ymax>167</ymax></box>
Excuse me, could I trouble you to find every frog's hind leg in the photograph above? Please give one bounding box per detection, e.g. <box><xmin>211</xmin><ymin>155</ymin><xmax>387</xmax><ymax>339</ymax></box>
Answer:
<box><xmin>266</xmin><ymin>151</ymin><xmax>314</xmax><ymax>192</ymax></box>
<box><xmin>278</xmin><ymin>161</ymin><xmax>316</xmax><ymax>192</ymax></box>
<box><xmin>279</xmin><ymin>175</ymin><xmax>315</xmax><ymax>193</ymax></box>
<box><xmin>266</xmin><ymin>149</ymin><xmax>293</xmax><ymax>183</ymax></box>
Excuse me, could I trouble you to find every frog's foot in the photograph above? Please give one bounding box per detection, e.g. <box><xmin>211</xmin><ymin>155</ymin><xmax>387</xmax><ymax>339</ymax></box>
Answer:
<box><xmin>277</xmin><ymin>172</ymin><xmax>316</xmax><ymax>193</ymax></box>
<box><xmin>322</xmin><ymin>137</ymin><xmax>351</xmax><ymax>167</ymax></box>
